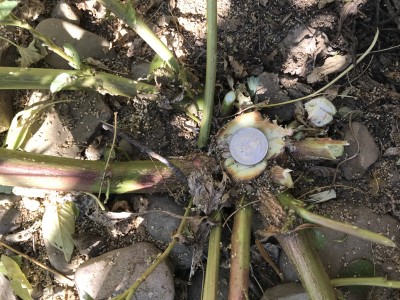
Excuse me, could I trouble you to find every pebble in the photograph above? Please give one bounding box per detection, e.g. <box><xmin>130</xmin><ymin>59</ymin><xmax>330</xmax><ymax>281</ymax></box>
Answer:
<box><xmin>260</xmin><ymin>283</ymin><xmax>308</xmax><ymax>300</ymax></box>
<box><xmin>35</xmin><ymin>18</ymin><xmax>116</xmax><ymax>69</ymax></box>
<box><xmin>0</xmin><ymin>195</ymin><xmax>20</xmax><ymax>234</ymax></box>
<box><xmin>51</xmin><ymin>0</ymin><xmax>82</xmax><ymax>25</ymax></box>
<box><xmin>74</xmin><ymin>242</ymin><xmax>175</xmax><ymax>300</ymax></box>
<box><xmin>140</xmin><ymin>196</ymin><xmax>193</xmax><ymax>269</ymax></box>
<box><xmin>340</xmin><ymin>122</ymin><xmax>379</xmax><ymax>180</ymax></box>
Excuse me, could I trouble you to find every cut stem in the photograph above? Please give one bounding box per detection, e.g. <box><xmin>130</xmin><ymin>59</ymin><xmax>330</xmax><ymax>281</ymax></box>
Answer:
<box><xmin>0</xmin><ymin>67</ymin><xmax>157</xmax><ymax>97</ymax></box>
<box><xmin>0</xmin><ymin>148</ymin><xmax>214</xmax><ymax>194</ymax></box>
<box><xmin>276</xmin><ymin>231</ymin><xmax>337</xmax><ymax>300</ymax></box>
<box><xmin>228</xmin><ymin>196</ymin><xmax>252</xmax><ymax>300</ymax></box>
<box><xmin>331</xmin><ymin>277</ymin><xmax>400</xmax><ymax>288</ymax></box>
<box><xmin>203</xmin><ymin>210</ymin><xmax>222</xmax><ymax>300</ymax></box>
<box><xmin>197</xmin><ymin>0</ymin><xmax>217</xmax><ymax>148</ymax></box>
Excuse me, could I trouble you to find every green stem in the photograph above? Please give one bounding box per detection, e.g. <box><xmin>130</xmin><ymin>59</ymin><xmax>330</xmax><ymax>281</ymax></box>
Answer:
<box><xmin>276</xmin><ymin>231</ymin><xmax>337</xmax><ymax>300</ymax></box>
<box><xmin>197</xmin><ymin>0</ymin><xmax>217</xmax><ymax>148</ymax></box>
<box><xmin>113</xmin><ymin>197</ymin><xmax>193</xmax><ymax>300</ymax></box>
<box><xmin>0</xmin><ymin>67</ymin><xmax>156</xmax><ymax>97</ymax></box>
<box><xmin>276</xmin><ymin>192</ymin><xmax>397</xmax><ymax>248</ymax></box>
<box><xmin>0</xmin><ymin>148</ymin><xmax>214</xmax><ymax>194</ymax></box>
<box><xmin>228</xmin><ymin>196</ymin><xmax>252</xmax><ymax>300</ymax></box>
<box><xmin>203</xmin><ymin>210</ymin><xmax>222</xmax><ymax>300</ymax></box>
<box><xmin>331</xmin><ymin>277</ymin><xmax>400</xmax><ymax>288</ymax></box>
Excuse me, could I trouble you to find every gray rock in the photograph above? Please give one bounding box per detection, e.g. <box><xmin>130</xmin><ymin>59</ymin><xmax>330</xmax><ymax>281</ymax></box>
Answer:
<box><xmin>340</xmin><ymin>122</ymin><xmax>379</xmax><ymax>180</ymax></box>
<box><xmin>0</xmin><ymin>274</ymin><xmax>17</xmax><ymax>300</ymax></box>
<box><xmin>74</xmin><ymin>242</ymin><xmax>175</xmax><ymax>300</ymax></box>
<box><xmin>260</xmin><ymin>283</ymin><xmax>309</xmax><ymax>300</ymax></box>
<box><xmin>255</xmin><ymin>72</ymin><xmax>295</xmax><ymax>122</ymax></box>
<box><xmin>51</xmin><ymin>0</ymin><xmax>82</xmax><ymax>25</ymax></box>
<box><xmin>131</xmin><ymin>61</ymin><xmax>150</xmax><ymax>80</ymax></box>
<box><xmin>140</xmin><ymin>196</ymin><xmax>192</xmax><ymax>269</ymax></box>
<box><xmin>0</xmin><ymin>197</ymin><xmax>20</xmax><ymax>234</ymax></box>
<box><xmin>23</xmin><ymin>91</ymin><xmax>111</xmax><ymax>158</ymax></box>
<box><xmin>35</xmin><ymin>18</ymin><xmax>115</xmax><ymax>69</ymax></box>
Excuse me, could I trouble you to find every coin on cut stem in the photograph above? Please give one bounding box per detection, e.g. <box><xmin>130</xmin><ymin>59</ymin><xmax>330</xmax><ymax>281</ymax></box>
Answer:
<box><xmin>229</xmin><ymin>127</ymin><xmax>269</xmax><ymax>166</ymax></box>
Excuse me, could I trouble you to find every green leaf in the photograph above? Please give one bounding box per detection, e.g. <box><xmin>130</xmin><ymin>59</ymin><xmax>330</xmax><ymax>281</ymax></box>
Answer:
<box><xmin>42</xmin><ymin>201</ymin><xmax>78</xmax><ymax>262</ymax></box>
<box><xmin>16</xmin><ymin>40</ymin><xmax>46</xmax><ymax>67</ymax></box>
<box><xmin>63</xmin><ymin>43</ymin><xmax>81</xmax><ymax>70</ymax></box>
<box><xmin>339</xmin><ymin>259</ymin><xmax>374</xmax><ymax>294</ymax></box>
<box><xmin>0</xmin><ymin>0</ymin><xmax>19</xmax><ymax>21</ymax></box>
<box><xmin>50</xmin><ymin>73</ymin><xmax>78</xmax><ymax>93</ymax></box>
<box><xmin>1</xmin><ymin>255</ymin><xmax>33</xmax><ymax>300</ymax></box>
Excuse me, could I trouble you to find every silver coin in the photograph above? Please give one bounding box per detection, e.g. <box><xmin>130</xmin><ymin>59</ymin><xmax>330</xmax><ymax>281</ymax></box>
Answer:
<box><xmin>229</xmin><ymin>127</ymin><xmax>269</xmax><ymax>165</ymax></box>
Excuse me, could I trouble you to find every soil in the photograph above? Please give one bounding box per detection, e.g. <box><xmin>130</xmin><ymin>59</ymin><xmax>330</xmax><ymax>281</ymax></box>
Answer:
<box><xmin>0</xmin><ymin>0</ymin><xmax>399</xmax><ymax>299</ymax></box>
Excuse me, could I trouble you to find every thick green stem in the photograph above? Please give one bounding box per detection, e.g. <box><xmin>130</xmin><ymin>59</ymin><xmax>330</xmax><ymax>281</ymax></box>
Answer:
<box><xmin>0</xmin><ymin>148</ymin><xmax>214</xmax><ymax>193</ymax></box>
<box><xmin>277</xmin><ymin>192</ymin><xmax>397</xmax><ymax>248</ymax></box>
<box><xmin>197</xmin><ymin>0</ymin><xmax>217</xmax><ymax>148</ymax></box>
<box><xmin>276</xmin><ymin>231</ymin><xmax>337</xmax><ymax>300</ymax></box>
<box><xmin>228</xmin><ymin>196</ymin><xmax>252</xmax><ymax>300</ymax></box>
<box><xmin>0</xmin><ymin>67</ymin><xmax>156</xmax><ymax>97</ymax></box>
<box><xmin>203</xmin><ymin>210</ymin><xmax>222</xmax><ymax>300</ymax></box>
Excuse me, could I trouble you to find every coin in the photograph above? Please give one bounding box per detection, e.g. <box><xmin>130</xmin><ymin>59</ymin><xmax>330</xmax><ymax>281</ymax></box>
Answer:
<box><xmin>229</xmin><ymin>127</ymin><xmax>269</xmax><ymax>165</ymax></box>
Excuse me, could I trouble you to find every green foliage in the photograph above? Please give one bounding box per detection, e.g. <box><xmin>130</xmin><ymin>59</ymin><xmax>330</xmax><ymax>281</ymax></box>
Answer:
<box><xmin>0</xmin><ymin>0</ymin><xmax>18</xmax><ymax>21</ymax></box>
<box><xmin>339</xmin><ymin>259</ymin><xmax>375</xmax><ymax>294</ymax></box>
<box><xmin>247</xmin><ymin>76</ymin><xmax>260</xmax><ymax>97</ymax></box>
<box><xmin>42</xmin><ymin>201</ymin><xmax>79</xmax><ymax>262</ymax></box>
<box><xmin>50</xmin><ymin>73</ymin><xmax>78</xmax><ymax>93</ymax></box>
<box><xmin>1</xmin><ymin>255</ymin><xmax>33</xmax><ymax>300</ymax></box>
<box><xmin>16</xmin><ymin>40</ymin><xmax>46</xmax><ymax>67</ymax></box>
<box><xmin>63</xmin><ymin>43</ymin><xmax>81</xmax><ymax>70</ymax></box>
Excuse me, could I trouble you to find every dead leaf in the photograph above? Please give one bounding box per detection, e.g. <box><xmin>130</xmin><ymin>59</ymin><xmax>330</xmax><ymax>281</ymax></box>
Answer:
<box><xmin>307</xmin><ymin>54</ymin><xmax>351</xmax><ymax>83</ymax></box>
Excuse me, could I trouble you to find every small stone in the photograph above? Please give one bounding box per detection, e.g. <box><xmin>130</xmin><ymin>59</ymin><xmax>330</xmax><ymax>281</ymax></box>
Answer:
<box><xmin>74</xmin><ymin>242</ymin><xmax>175</xmax><ymax>300</ymax></box>
<box><xmin>51</xmin><ymin>0</ymin><xmax>82</xmax><ymax>25</ymax></box>
<box><xmin>140</xmin><ymin>196</ymin><xmax>192</xmax><ymax>269</ymax></box>
<box><xmin>0</xmin><ymin>198</ymin><xmax>20</xmax><ymax>235</ymax></box>
<box><xmin>35</xmin><ymin>18</ymin><xmax>116</xmax><ymax>69</ymax></box>
<box><xmin>340</xmin><ymin>122</ymin><xmax>379</xmax><ymax>180</ymax></box>
<box><xmin>260</xmin><ymin>283</ymin><xmax>308</xmax><ymax>300</ymax></box>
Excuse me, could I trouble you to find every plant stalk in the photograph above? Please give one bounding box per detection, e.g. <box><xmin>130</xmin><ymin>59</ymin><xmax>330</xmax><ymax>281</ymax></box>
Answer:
<box><xmin>0</xmin><ymin>148</ymin><xmax>214</xmax><ymax>194</ymax></box>
<box><xmin>331</xmin><ymin>277</ymin><xmax>400</xmax><ymax>288</ymax></box>
<box><xmin>0</xmin><ymin>67</ymin><xmax>157</xmax><ymax>97</ymax></box>
<box><xmin>276</xmin><ymin>231</ymin><xmax>337</xmax><ymax>300</ymax></box>
<box><xmin>203</xmin><ymin>210</ymin><xmax>222</xmax><ymax>300</ymax></box>
<box><xmin>228</xmin><ymin>196</ymin><xmax>252</xmax><ymax>300</ymax></box>
<box><xmin>197</xmin><ymin>0</ymin><xmax>217</xmax><ymax>148</ymax></box>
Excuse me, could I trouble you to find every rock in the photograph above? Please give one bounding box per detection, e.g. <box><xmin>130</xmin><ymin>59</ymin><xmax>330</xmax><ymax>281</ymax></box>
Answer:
<box><xmin>0</xmin><ymin>196</ymin><xmax>20</xmax><ymax>234</ymax></box>
<box><xmin>51</xmin><ymin>0</ymin><xmax>82</xmax><ymax>25</ymax></box>
<box><xmin>131</xmin><ymin>61</ymin><xmax>150</xmax><ymax>80</ymax></box>
<box><xmin>187</xmin><ymin>266</ymin><xmax>230</xmax><ymax>300</ymax></box>
<box><xmin>0</xmin><ymin>91</ymin><xmax>13</xmax><ymax>133</ymax></box>
<box><xmin>23</xmin><ymin>91</ymin><xmax>111</xmax><ymax>158</ymax></box>
<box><xmin>35</xmin><ymin>18</ymin><xmax>116</xmax><ymax>69</ymax></box>
<box><xmin>0</xmin><ymin>274</ymin><xmax>17</xmax><ymax>300</ymax></box>
<box><xmin>74</xmin><ymin>242</ymin><xmax>175</xmax><ymax>300</ymax></box>
<box><xmin>340</xmin><ymin>122</ymin><xmax>379</xmax><ymax>180</ymax></box>
<box><xmin>260</xmin><ymin>283</ymin><xmax>308</xmax><ymax>300</ymax></box>
<box><xmin>255</xmin><ymin>72</ymin><xmax>295</xmax><ymax>122</ymax></box>
<box><xmin>140</xmin><ymin>196</ymin><xmax>192</xmax><ymax>269</ymax></box>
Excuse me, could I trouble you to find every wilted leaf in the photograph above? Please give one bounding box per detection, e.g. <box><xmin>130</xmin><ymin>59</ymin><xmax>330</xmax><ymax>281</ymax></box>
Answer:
<box><xmin>16</xmin><ymin>40</ymin><xmax>46</xmax><ymax>67</ymax></box>
<box><xmin>5</xmin><ymin>100</ymin><xmax>51</xmax><ymax>150</ymax></box>
<box><xmin>0</xmin><ymin>0</ymin><xmax>19</xmax><ymax>21</ymax></box>
<box><xmin>42</xmin><ymin>201</ymin><xmax>78</xmax><ymax>262</ymax></box>
<box><xmin>1</xmin><ymin>255</ymin><xmax>33</xmax><ymax>300</ymax></box>
<box><xmin>63</xmin><ymin>43</ymin><xmax>81</xmax><ymax>70</ymax></box>
<box><xmin>307</xmin><ymin>189</ymin><xmax>337</xmax><ymax>203</ymax></box>
<box><xmin>307</xmin><ymin>54</ymin><xmax>351</xmax><ymax>83</ymax></box>
<box><xmin>50</xmin><ymin>73</ymin><xmax>78</xmax><ymax>93</ymax></box>
<box><xmin>305</xmin><ymin>97</ymin><xmax>337</xmax><ymax>127</ymax></box>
